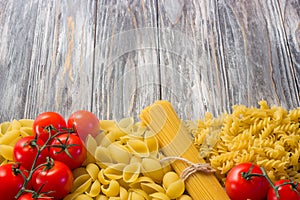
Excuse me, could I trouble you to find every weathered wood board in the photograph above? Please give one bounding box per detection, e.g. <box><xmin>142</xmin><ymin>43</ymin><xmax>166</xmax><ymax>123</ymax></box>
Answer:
<box><xmin>0</xmin><ymin>0</ymin><xmax>299</xmax><ymax>122</ymax></box>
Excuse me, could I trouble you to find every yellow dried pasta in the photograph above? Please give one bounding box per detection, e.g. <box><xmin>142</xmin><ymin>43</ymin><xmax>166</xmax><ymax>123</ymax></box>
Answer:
<box><xmin>191</xmin><ymin>100</ymin><xmax>300</xmax><ymax>183</ymax></box>
<box><xmin>64</xmin><ymin>117</ymin><xmax>192</xmax><ymax>199</ymax></box>
<box><xmin>0</xmin><ymin>119</ymin><xmax>34</xmax><ymax>165</ymax></box>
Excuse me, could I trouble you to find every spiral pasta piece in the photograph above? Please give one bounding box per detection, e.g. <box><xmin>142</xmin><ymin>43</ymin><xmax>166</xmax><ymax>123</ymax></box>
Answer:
<box><xmin>191</xmin><ymin>100</ymin><xmax>300</xmax><ymax>182</ymax></box>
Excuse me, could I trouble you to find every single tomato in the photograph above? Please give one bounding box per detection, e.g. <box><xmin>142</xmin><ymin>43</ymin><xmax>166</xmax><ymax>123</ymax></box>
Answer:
<box><xmin>33</xmin><ymin>112</ymin><xmax>67</xmax><ymax>142</ymax></box>
<box><xmin>225</xmin><ymin>163</ymin><xmax>270</xmax><ymax>200</ymax></box>
<box><xmin>67</xmin><ymin>110</ymin><xmax>100</xmax><ymax>140</ymax></box>
<box><xmin>31</xmin><ymin>160</ymin><xmax>73</xmax><ymax>200</ymax></box>
<box><xmin>18</xmin><ymin>193</ymin><xmax>49</xmax><ymax>200</ymax></box>
<box><xmin>49</xmin><ymin>133</ymin><xmax>87</xmax><ymax>170</ymax></box>
<box><xmin>13</xmin><ymin>136</ymin><xmax>49</xmax><ymax>171</ymax></box>
<box><xmin>267</xmin><ymin>179</ymin><xmax>300</xmax><ymax>200</ymax></box>
<box><xmin>0</xmin><ymin>163</ymin><xmax>31</xmax><ymax>200</ymax></box>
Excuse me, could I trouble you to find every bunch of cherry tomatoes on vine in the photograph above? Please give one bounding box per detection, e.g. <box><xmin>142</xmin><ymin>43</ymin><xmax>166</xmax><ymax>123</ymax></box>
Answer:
<box><xmin>0</xmin><ymin>110</ymin><xmax>99</xmax><ymax>200</ymax></box>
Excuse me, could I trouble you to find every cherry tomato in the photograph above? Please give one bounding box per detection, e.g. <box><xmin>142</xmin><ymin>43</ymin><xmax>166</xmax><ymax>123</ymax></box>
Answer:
<box><xmin>32</xmin><ymin>160</ymin><xmax>73</xmax><ymax>200</ymax></box>
<box><xmin>67</xmin><ymin>110</ymin><xmax>100</xmax><ymax>140</ymax></box>
<box><xmin>267</xmin><ymin>179</ymin><xmax>300</xmax><ymax>200</ymax></box>
<box><xmin>0</xmin><ymin>163</ymin><xmax>30</xmax><ymax>200</ymax></box>
<box><xmin>18</xmin><ymin>193</ymin><xmax>49</xmax><ymax>200</ymax></box>
<box><xmin>13</xmin><ymin>136</ymin><xmax>49</xmax><ymax>171</ymax></box>
<box><xmin>33</xmin><ymin>112</ymin><xmax>67</xmax><ymax>142</ymax></box>
<box><xmin>49</xmin><ymin>133</ymin><xmax>87</xmax><ymax>170</ymax></box>
<box><xmin>225</xmin><ymin>163</ymin><xmax>270</xmax><ymax>200</ymax></box>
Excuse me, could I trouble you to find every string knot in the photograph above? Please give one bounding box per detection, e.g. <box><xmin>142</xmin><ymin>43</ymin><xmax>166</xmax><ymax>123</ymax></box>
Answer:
<box><xmin>160</xmin><ymin>156</ymin><xmax>216</xmax><ymax>181</ymax></box>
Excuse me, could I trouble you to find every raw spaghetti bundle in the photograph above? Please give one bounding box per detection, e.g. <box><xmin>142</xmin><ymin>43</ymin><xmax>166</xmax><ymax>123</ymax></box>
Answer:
<box><xmin>140</xmin><ymin>100</ymin><xmax>229</xmax><ymax>200</ymax></box>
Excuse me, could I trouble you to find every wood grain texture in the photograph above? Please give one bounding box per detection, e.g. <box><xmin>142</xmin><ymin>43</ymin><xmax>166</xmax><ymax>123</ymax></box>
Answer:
<box><xmin>157</xmin><ymin>0</ymin><xmax>300</xmax><ymax>121</ymax></box>
<box><xmin>158</xmin><ymin>0</ymin><xmax>230</xmax><ymax>119</ymax></box>
<box><xmin>93</xmin><ymin>0</ymin><xmax>161</xmax><ymax>121</ymax></box>
<box><xmin>0</xmin><ymin>0</ymin><xmax>39</xmax><ymax>121</ymax></box>
<box><xmin>0</xmin><ymin>0</ymin><xmax>96</xmax><ymax>121</ymax></box>
<box><xmin>278</xmin><ymin>0</ymin><xmax>300</xmax><ymax>97</ymax></box>
<box><xmin>218</xmin><ymin>0</ymin><xmax>299</xmax><ymax>109</ymax></box>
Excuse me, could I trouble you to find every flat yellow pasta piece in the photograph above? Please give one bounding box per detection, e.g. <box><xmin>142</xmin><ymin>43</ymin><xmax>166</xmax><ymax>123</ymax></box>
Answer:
<box><xmin>18</xmin><ymin>119</ymin><xmax>34</xmax><ymax>127</ymax></box>
<box><xmin>0</xmin><ymin>130</ymin><xmax>20</xmax><ymax>145</ymax></box>
<box><xmin>0</xmin><ymin>145</ymin><xmax>14</xmax><ymax>160</ymax></box>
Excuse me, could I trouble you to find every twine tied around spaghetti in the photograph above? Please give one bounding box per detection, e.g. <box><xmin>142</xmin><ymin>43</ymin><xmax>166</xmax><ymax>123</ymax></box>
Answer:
<box><xmin>160</xmin><ymin>156</ymin><xmax>216</xmax><ymax>181</ymax></box>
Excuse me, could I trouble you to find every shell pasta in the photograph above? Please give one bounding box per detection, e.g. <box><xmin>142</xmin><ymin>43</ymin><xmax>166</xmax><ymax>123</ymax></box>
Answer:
<box><xmin>64</xmin><ymin>118</ymin><xmax>192</xmax><ymax>199</ymax></box>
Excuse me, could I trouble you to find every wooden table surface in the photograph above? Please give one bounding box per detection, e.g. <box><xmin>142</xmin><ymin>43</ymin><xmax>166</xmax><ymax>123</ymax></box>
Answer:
<box><xmin>1</xmin><ymin>0</ymin><xmax>299</xmax><ymax>122</ymax></box>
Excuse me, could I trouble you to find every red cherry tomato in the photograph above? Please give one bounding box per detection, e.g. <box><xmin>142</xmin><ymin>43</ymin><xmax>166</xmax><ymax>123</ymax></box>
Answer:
<box><xmin>49</xmin><ymin>133</ymin><xmax>87</xmax><ymax>170</ymax></box>
<box><xmin>18</xmin><ymin>193</ymin><xmax>49</xmax><ymax>200</ymax></box>
<box><xmin>33</xmin><ymin>112</ymin><xmax>67</xmax><ymax>142</ymax></box>
<box><xmin>67</xmin><ymin>110</ymin><xmax>100</xmax><ymax>140</ymax></box>
<box><xmin>13</xmin><ymin>136</ymin><xmax>49</xmax><ymax>171</ymax></box>
<box><xmin>225</xmin><ymin>163</ymin><xmax>270</xmax><ymax>200</ymax></box>
<box><xmin>0</xmin><ymin>163</ymin><xmax>31</xmax><ymax>200</ymax></box>
<box><xmin>32</xmin><ymin>160</ymin><xmax>73</xmax><ymax>200</ymax></box>
<box><xmin>267</xmin><ymin>179</ymin><xmax>300</xmax><ymax>200</ymax></box>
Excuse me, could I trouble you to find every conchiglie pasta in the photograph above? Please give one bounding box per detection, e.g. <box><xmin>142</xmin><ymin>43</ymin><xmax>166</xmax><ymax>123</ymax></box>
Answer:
<box><xmin>149</xmin><ymin>192</ymin><xmax>170</xmax><ymax>200</ymax></box>
<box><xmin>86</xmin><ymin>163</ymin><xmax>100</xmax><ymax>181</ymax></box>
<box><xmin>165</xmin><ymin>179</ymin><xmax>185</xmax><ymax>199</ymax></box>
<box><xmin>127</xmin><ymin>139</ymin><xmax>149</xmax><ymax>157</ymax></box>
<box><xmin>123</xmin><ymin>162</ymin><xmax>141</xmax><ymax>183</ymax></box>
<box><xmin>63</xmin><ymin>117</ymin><xmax>191</xmax><ymax>199</ymax></box>
<box><xmin>140</xmin><ymin>182</ymin><xmax>165</xmax><ymax>194</ymax></box>
<box><xmin>103</xmin><ymin>163</ymin><xmax>126</xmax><ymax>180</ymax></box>
<box><xmin>141</xmin><ymin>158</ymin><xmax>164</xmax><ymax>183</ymax></box>
<box><xmin>101</xmin><ymin>179</ymin><xmax>120</xmax><ymax>197</ymax></box>
<box><xmin>86</xmin><ymin>179</ymin><xmax>101</xmax><ymax>197</ymax></box>
<box><xmin>107</xmin><ymin>143</ymin><xmax>131</xmax><ymax>164</ymax></box>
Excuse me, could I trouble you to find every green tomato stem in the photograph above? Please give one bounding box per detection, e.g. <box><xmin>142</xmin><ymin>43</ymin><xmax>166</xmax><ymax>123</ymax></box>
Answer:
<box><xmin>15</xmin><ymin>125</ymin><xmax>75</xmax><ymax>199</ymax></box>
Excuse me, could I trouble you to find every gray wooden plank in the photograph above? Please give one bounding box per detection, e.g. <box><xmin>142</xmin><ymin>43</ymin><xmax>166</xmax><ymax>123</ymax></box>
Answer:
<box><xmin>218</xmin><ymin>0</ymin><xmax>299</xmax><ymax>109</ymax></box>
<box><xmin>93</xmin><ymin>0</ymin><xmax>160</xmax><ymax>121</ymax></box>
<box><xmin>158</xmin><ymin>0</ymin><xmax>299</xmax><ymax>121</ymax></box>
<box><xmin>278</xmin><ymin>0</ymin><xmax>300</xmax><ymax>98</ymax></box>
<box><xmin>158</xmin><ymin>0</ymin><xmax>229</xmax><ymax>119</ymax></box>
<box><xmin>0</xmin><ymin>0</ymin><xmax>39</xmax><ymax>122</ymax></box>
<box><xmin>22</xmin><ymin>0</ymin><xmax>96</xmax><ymax>119</ymax></box>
